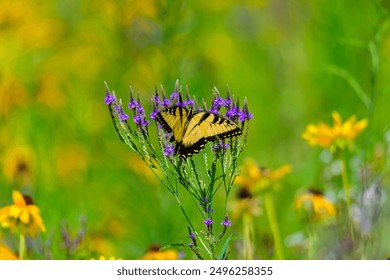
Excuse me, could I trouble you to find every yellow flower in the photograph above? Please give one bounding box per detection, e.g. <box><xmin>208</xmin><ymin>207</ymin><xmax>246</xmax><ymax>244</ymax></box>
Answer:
<box><xmin>294</xmin><ymin>190</ymin><xmax>336</xmax><ymax>222</ymax></box>
<box><xmin>0</xmin><ymin>191</ymin><xmax>46</xmax><ymax>237</ymax></box>
<box><xmin>94</xmin><ymin>256</ymin><xmax>122</xmax><ymax>260</ymax></box>
<box><xmin>230</xmin><ymin>187</ymin><xmax>261</xmax><ymax>219</ymax></box>
<box><xmin>302</xmin><ymin>111</ymin><xmax>367</xmax><ymax>151</ymax></box>
<box><xmin>140</xmin><ymin>245</ymin><xmax>178</xmax><ymax>260</ymax></box>
<box><xmin>2</xmin><ymin>146</ymin><xmax>34</xmax><ymax>185</ymax></box>
<box><xmin>235</xmin><ymin>158</ymin><xmax>292</xmax><ymax>192</ymax></box>
<box><xmin>0</xmin><ymin>242</ymin><xmax>18</xmax><ymax>260</ymax></box>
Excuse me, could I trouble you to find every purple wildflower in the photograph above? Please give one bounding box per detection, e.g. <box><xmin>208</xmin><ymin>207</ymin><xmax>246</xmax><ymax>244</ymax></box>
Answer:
<box><xmin>184</xmin><ymin>98</ymin><xmax>195</xmax><ymax>107</ymax></box>
<box><xmin>104</xmin><ymin>93</ymin><xmax>116</xmax><ymax>105</ymax></box>
<box><xmin>211</xmin><ymin>141</ymin><xmax>230</xmax><ymax>154</ymax></box>
<box><xmin>150</xmin><ymin>110</ymin><xmax>158</xmax><ymax>120</ymax></box>
<box><xmin>213</xmin><ymin>96</ymin><xmax>226</xmax><ymax>107</ymax></box>
<box><xmin>170</xmin><ymin>91</ymin><xmax>179</xmax><ymax>101</ymax></box>
<box><xmin>224</xmin><ymin>95</ymin><xmax>232</xmax><ymax>107</ymax></box>
<box><xmin>188</xmin><ymin>232</ymin><xmax>196</xmax><ymax>239</ymax></box>
<box><xmin>175</xmin><ymin>100</ymin><xmax>184</xmax><ymax>107</ymax></box>
<box><xmin>118</xmin><ymin>112</ymin><xmax>129</xmax><ymax>122</ymax></box>
<box><xmin>164</xmin><ymin>143</ymin><xmax>175</xmax><ymax>156</ymax></box>
<box><xmin>128</xmin><ymin>98</ymin><xmax>139</xmax><ymax>109</ymax></box>
<box><xmin>152</xmin><ymin>93</ymin><xmax>160</xmax><ymax>105</ymax></box>
<box><xmin>133</xmin><ymin>115</ymin><xmax>144</xmax><ymax>125</ymax></box>
<box><xmin>115</xmin><ymin>105</ymin><xmax>129</xmax><ymax>122</ymax></box>
<box><xmin>210</xmin><ymin>107</ymin><xmax>219</xmax><ymax>114</ymax></box>
<box><xmin>225</xmin><ymin>105</ymin><xmax>239</xmax><ymax>120</ymax></box>
<box><xmin>160</xmin><ymin>98</ymin><xmax>171</xmax><ymax>107</ymax></box>
<box><xmin>238</xmin><ymin>109</ymin><xmax>253</xmax><ymax>122</ymax></box>
<box><xmin>189</xmin><ymin>241</ymin><xmax>194</xmax><ymax>247</ymax></box>
<box><xmin>203</xmin><ymin>218</ymin><xmax>213</xmax><ymax>226</ymax></box>
<box><xmin>221</xmin><ymin>217</ymin><xmax>232</xmax><ymax>227</ymax></box>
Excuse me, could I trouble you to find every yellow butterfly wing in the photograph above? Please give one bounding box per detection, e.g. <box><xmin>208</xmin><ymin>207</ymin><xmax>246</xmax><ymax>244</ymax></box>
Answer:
<box><xmin>155</xmin><ymin>106</ymin><xmax>189</xmax><ymax>143</ymax></box>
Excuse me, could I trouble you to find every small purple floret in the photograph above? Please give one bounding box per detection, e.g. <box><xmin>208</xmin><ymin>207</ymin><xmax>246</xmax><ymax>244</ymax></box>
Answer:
<box><xmin>150</xmin><ymin>110</ymin><xmax>158</xmax><ymax>120</ymax></box>
<box><xmin>160</xmin><ymin>99</ymin><xmax>171</xmax><ymax>107</ymax></box>
<box><xmin>204</xmin><ymin>218</ymin><xmax>213</xmax><ymax>225</ymax></box>
<box><xmin>118</xmin><ymin>112</ymin><xmax>128</xmax><ymax>121</ymax></box>
<box><xmin>170</xmin><ymin>91</ymin><xmax>179</xmax><ymax>100</ymax></box>
<box><xmin>221</xmin><ymin>217</ymin><xmax>232</xmax><ymax>227</ymax></box>
<box><xmin>104</xmin><ymin>94</ymin><xmax>116</xmax><ymax>105</ymax></box>
<box><xmin>128</xmin><ymin>99</ymin><xmax>139</xmax><ymax>109</ymax></box>
<box><xmin>164</xmin><ymin>143</ymin><xmax>175</xmax><ymax>156</ymax></box>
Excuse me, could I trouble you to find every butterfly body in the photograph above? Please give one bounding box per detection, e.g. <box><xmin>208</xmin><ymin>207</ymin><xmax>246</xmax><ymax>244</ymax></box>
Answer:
<box><xmin>156</xmin><ymin>106</ymin><xmax>242</xmax><ymax>158</ymax></box>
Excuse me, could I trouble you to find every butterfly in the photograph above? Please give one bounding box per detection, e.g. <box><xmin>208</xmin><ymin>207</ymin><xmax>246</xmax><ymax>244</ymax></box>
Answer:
<box><xmin>155</xmin><ymin>106</ymin><xmax>242</xmax><ymax>158</ymax></box>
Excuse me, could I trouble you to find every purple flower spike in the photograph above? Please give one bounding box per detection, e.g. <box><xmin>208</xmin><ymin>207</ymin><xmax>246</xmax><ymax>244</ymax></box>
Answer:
<box><xmin>184</xmin><ymin>99</ymin><xmax>195</xmax><ymax>107</ymax></box>
<box><xmin>104</xmin><ymin>93</ymin><xmax>116</xmax><ymax>105</ymax></box>
<box><xmin>170</xmin><ymin>91</ymin><xmax>179</xmax><ymax>101</ymax></box>
<box><xmin>164</xmin><ymin>143</ymin><xmax>175</xmax><ymax>156</ymax></box>
<box><xmin>133</xmin><ymin>115</ymin><xmax>143</xmax><ymax>125</ymax></box>
<box><xmin>221</xmin><ymin>217</ymin><xmax>232</xmax><ymax>227</ymax></box>
<box><xmin>118</xmin><ymin>112</ymin><xmax>129</xmax><ymax>122</ymax></box>
<box><xmin>188</xmin><ymin>232</ymin><xmax>196</xmax><ymax>239</ymax></box>
<box><xmin>225</xmin><ymin>105</ymin><xmax>239</xmax><ymax>120</ymax></box>
<box><xmin>211</xmin><ymin>141</ymin><xmax>230</xmax><ymax>154</ymax></box>
<box><xmin>152</xmin><ymin>94</ymin><xmax>160</xmax><ymax>105</ymax></box>
<box><xmin>204</xmin><ymin>218</ymin><xmax>213</xmax><ymax>226</ymax></box>
<box><xmin>213</xmin><ymin>96</ymin><xmax>226</xmax><ymax>107</ymax></box>
<box><xmin>128</xmin><ymin>98</ymin><xmax>139</xmax><ymax>109</ymax></box>
<box><xmin>160</xmin><ymin>98</ymin><xmax>171</xmax><ymax>107</ymax></box>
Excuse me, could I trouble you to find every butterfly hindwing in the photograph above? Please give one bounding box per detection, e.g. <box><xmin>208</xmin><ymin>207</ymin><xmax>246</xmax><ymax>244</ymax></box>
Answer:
<box><xmin>156</xmin><ymin>106</ymin><xmax>242</xmax><ymax>158</ymax></box>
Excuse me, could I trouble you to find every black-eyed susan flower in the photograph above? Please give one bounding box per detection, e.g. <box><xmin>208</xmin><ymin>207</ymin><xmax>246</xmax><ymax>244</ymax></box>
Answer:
<box><xmin>230</xmin><ymin>187</ymin><xmax>261</xmax><ymax>219</ymax></box>
<box><xmin>139</xmin><ymin>244</ymin><xmax>179</xmax><ymax>260</ymax></box>
<box><xmin>0</xmin><ymin>190</ymin><xmax>46</xmax><ymax>237</ymax></box>
<box><xmin>235</xmin><ymin>158</ymin><xmax>292</xmax><ymax>193</ymax></box>
<box><xmin>2</xmin><ymin>146</ymin><xmax>34</xmax><ymax>186</ymax></box>
<box><xmin>295</xmin><ymin>189</ymin><xmax>336</xmax><ymax>222</ymax></box>
<box><xmin>302</xmin><ymin>111</ymin><xmax>367</xmax><ymax>151</ymax></box>
<box><xmin>0</xmin><ymin>242</ymin><xmax>18</xmax><ymax>260</ymax></box>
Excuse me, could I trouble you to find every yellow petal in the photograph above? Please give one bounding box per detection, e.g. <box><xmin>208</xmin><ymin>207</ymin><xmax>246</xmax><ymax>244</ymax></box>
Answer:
<box><xmin>12</xmin><ymin>191</ymin><xmax>26</xmax><ymax>207</ymax></box>
<box><xmin>19</xmin><ymin>209</ymin><xmax>30</xmax><ymax>224</ymax></box>
<box><xmin>332</xmin><ymin>111</ymin><xmax>342</xmax><ymax>125</ymax></box>
<box><xmin>9</xmin><ymin>205</ymin><xmax>22</xmax><ymax>219</ymax></box>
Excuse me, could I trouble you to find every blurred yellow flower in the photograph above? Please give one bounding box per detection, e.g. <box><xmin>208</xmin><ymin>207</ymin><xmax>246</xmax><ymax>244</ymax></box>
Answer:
<box><xmin>295</xmin><ymin>190</ymin><xmax>336</xmax><ymax>222</ymax></box>
<box><xmin>2</xmin><ymin>146</ymin><xmax>33</xmax><ymax>185</ymax></box>
<box><xmin>0</xmin><ymin>242</ymin><xmax>18</xmax><ymax>260</ymax></box>
<box><xmin>302</xmin><ymin>111</ymin><xmax>367</xmax><ymax>151</ymax></box>
<box><xmin>140</xmin><ymin>245</ymin><xmax>178</xmax><ymax>260</ymax></box>
<box><xmin>0</xmin><ymin>191</ymin><xmax>46</xmax><ymax>237</ymax></box>
<box><xmin>230</xmin><ymin>187</ymin><xmax>261</xmax><ymax>219</ymax></box>
<box><xmin>235</xmin><ymin>158</ymin><xmax>292</xmax><ymax>192</ymax></box>
<box><xmin>95</xmin><ymin>256</ymin><xmax>122</xmax><ymax>260</ymax></box>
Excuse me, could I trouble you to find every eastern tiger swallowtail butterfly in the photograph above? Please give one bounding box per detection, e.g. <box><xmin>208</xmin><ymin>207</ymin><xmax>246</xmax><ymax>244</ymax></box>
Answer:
<box><xmin>155</xmin><ymin>106</ymin><xmax>242</xmax><ymax>158</ymax></box>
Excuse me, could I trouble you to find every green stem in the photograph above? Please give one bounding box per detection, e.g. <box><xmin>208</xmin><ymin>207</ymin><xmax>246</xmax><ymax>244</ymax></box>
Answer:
<box><xmin>19</xmin><ymin>234</ymin><xmax>26</xmax><ymax>260</ymax></box>
<box><xmin>307</xmin><ymin>225</ymin><xmax>316</xmax><ymax>260</ymax></box>
<box><xmin>173</xmin><ymin>193</ymin><xmax>212</xmax><ymax>259</ymax></box>
<box><xmin>264</xmin><ymin>192</ymin><xmax>285</xmax><ymax>260</ymax></box>
<box><xmin>341</xmin><ymin>155</ymin><xmax>351</xmax><ymax>211</ymax></box>
<box><xmin>242</xmin><ymin>212</ymin><xmax>254</xmax><ymax>260</ymax></box>
<box><xmin>341</xmin><ymin>153</ymin><xmax>355</xmax><ymax>243</ymax></box>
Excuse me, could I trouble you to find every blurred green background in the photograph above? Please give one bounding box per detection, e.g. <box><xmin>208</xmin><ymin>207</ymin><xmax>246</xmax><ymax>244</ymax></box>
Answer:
<box><xmin>1</xmin><ymin>0</ymin><xmax>390</xmax><ymax>259</ymax></box>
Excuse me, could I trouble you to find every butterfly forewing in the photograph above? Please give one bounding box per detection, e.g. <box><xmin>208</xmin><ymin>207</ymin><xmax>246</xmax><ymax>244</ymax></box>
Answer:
<box><xmin>156</xmin><ymin>107</ymin><xmax>189</xmax><ymax>143</ymax></box>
